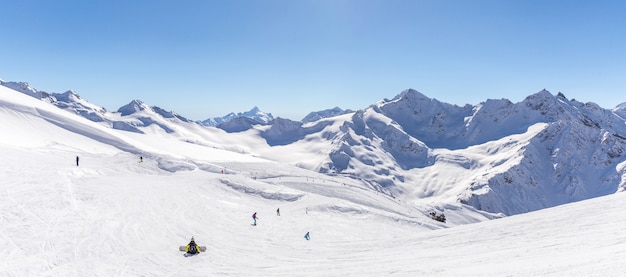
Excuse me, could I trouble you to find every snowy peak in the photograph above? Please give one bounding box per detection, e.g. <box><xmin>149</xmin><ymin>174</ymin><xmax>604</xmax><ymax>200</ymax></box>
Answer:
<box><xmin>614</xmin><ymin>102</ymin><xmax>626</xmax><ymax>119</ymax></box>
<box><xmin>0</xmin><ymin>79</ymin><xmax>197</xmax><ymax>135</ymax></box>
<box><xmin>240</xmin><ymin>106</ymin><xmax>274</xmax><ymax>123</ymax></box>
<box><xmin>116</xmin><ymin>100</ymin><xmax>193</xmax><ymax>122</ymax></box>
<box><xmin>0</xmin><ymin>80</ymin><xmax>39</xmax><ymax>96</ymax></box>
<box><xmin>522</xmin><ymin>89</ymin><xmax>559</xmax><ymax>111</ymax></box>
<box><xmin>201</xmin><ymin>106</ymin><xmax>274</xmax><ymax>127</ymax></box>
<box><xmin>249</xmin><ymin>106</ymin><xmax>261</xmax><ymax>113</ymax></box>
<box><xmin>374</xmin><ymin>88</ymin><xmax>473</xmax><ymax>149</ymax></box>
<box><xmin>152</xmin><ymin>106</ymin><xmax>192</xmax><ymax>122</ymax></box>
<box><xmin>53</xmin><ymin>89</ymin><xmax>104</xmax><ymax>111</ymax></box>
<box><xmin>54</xmin><ymin>90</ymin><xmax>81</xmax><ymax>103</ymax></box>
<box><xmin>110</xmin><ymin>100</ymin><xmax>201</xmax><ymax>134</ymax></box>
<box><xmin>0</xmin><ymin>80</ymin><xmax>108</xmax><ymax>121</ymax></box>
<box><xmin>118</xmin><ymin>99</ymin><xmax>150</xmax><ymax>116</ymax></box>
<box><xmin>380</xmin><ymin>88</ymin><xmax>467</xmax><ymax>114</ymax></box>
<box><xmin>395</xmin><ymin>88</ymin><xmax>431</xmax><ymax>102</ymax></box>
<box><xmin>302</xmin><ymin>106</ymin><xmax>353</xmax><ymax>123</ymax></box>
<box><xmin>53</xmin><ymin>89</ymin><xmax>108</xmax><ymax>122</ymax></box>
<box><xmin>0</xmin><ymin>80</ymin><xmax>55</xmax><ymax>102</ymax></box>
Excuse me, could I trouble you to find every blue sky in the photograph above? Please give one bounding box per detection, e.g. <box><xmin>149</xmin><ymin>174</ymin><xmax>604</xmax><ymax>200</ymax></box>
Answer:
<box><xmin>1</xmin><ymin>0</ymin><xmax>625</xmax><ymax>121</ymax></box>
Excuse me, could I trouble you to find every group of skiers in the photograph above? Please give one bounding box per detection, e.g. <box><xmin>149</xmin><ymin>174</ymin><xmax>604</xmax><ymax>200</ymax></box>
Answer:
<box><xmin>251</xmin><ymin>209</ymin><xmax>279</xmax><ymax>226</ymax></box>
<box><xmin>183</xmin><ymin>208</ymin><xmax>310</xmax><ymax>255</ymax></box>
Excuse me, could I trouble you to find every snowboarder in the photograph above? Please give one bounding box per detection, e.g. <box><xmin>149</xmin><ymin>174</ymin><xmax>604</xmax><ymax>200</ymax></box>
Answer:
<box><xmin>252</xmin><ymin>212</ymin><xmax>258</xmax><ymax>226</ymax></box>
<box><xmin>76</xmin><ymin>156</ymin><xmax>79</xmax><ymax>166</ymax></box>
<box><xmin>185</xmin><ymin>237</ymin><xmax>201</xmax><ymax>255</ymax></box>
<box><xmin>276</xmin><ymin>208</ymin><xmax>280</xmax><ymax>216</ymax></box>
<box><xmin>304</xmin><ymin>232</ymin><xmax>310</xmax><ymax>240</ymax></box>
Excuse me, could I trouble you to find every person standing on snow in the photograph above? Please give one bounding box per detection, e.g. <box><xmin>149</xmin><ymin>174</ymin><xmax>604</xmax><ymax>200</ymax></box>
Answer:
<box><xmin>276</xmin><ymin>208</ymin><xmax>280</xmax><ymax>216</ymax></box>
<box><xmin>304</xmin><ymin>232</ymin><xmax>310</xmax><ymax>240</ymax></box>
<box><xmin>76</xmin><ymin>156</ymin><xmax>79</xmax><ymax>166</ymax></box>
<box><xmin>185</xmin><ymin>237</ymin><xmax>201</xmax><ymax>254</ymax></box>
<box><xmin>252</xmin><ymin>212</ymin><xmax>258</xmax><ymax>226</ymax></box>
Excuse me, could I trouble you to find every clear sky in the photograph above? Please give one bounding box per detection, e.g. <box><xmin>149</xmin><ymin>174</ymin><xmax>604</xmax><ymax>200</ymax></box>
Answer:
<box><xmin>1</xmin><ymin>0</ymin><xmax>625</xmax><ymax>121</ymax></box>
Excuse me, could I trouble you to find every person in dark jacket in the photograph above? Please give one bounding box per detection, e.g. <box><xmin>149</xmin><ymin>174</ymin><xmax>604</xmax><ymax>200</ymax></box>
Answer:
<box><xmin>185</xmin><ymin>237</ymin><xmax>201</xmax><ymax>254</ymax></box>
<box><xmin>76</xmin><ymin>156</ymin><xmax>79</xmax><ymax>166</ymax></box>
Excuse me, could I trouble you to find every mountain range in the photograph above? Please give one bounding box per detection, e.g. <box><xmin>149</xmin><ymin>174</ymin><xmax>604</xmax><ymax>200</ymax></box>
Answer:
<box><xmin>2</xmin><ymin>78</ymin><xmax>626</xmax><ymax>217</ymax></box>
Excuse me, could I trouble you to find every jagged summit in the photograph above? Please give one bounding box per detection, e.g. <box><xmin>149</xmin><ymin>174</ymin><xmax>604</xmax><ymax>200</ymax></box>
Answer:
<box><xmin>396</xmin><ymin>88</ymin><xmax>431</xmax><ymax>102</ymax></box>
<box><xmin>302</xmin><ymin>106</ymin><xmax>353</xmax><ymax>123</ymax></box>
<box><xmin>0</xmin><ymin>80</ymin><xmax>53</xmax><ymax>101</ymax></box>
<box><xmin>200</xmin><ymin>106</ymin><xmax>274</xmax><ymax>127</ymax></box>
<box><xmin>54</xmin><ymin>90</ymin><xmax>81</xmax><ymax>101</ymax></box>
<box><xmin>614</xmin><ymin>102</ymin><xmax>626</xmax><ymax>119</ymax></box>
<box><xmin>118</xmin><ymin>99</ymin><xmax>150</xmax><ymax>116</ymax></box>
<box><xmin>0</xmin><ymin>80</ymin><xmax>38</xmax><ymax>95</ymax></box>
<box><xmin>523</xmin><ymin>89</ymin><xmax>558</xmax><ymax>105</ymax></box>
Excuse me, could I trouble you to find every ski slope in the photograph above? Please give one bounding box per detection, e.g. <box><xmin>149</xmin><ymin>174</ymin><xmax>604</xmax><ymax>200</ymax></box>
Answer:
<box><xmin>1</xmin><ymin>85</ymin><xmax>626</xmax><ymax>276</ymax></box>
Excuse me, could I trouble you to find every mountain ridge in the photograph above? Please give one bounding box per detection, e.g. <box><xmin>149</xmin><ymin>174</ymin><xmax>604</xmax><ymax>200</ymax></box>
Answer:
<box><xmin>200</xmin><ymin>106</ymin><xmax>275</xmax><ymax>127</ymax></box>
<box><xmin>2</xmin><ymin>78</ymin><xmax>626</xmax><ymax>216</ymax></box>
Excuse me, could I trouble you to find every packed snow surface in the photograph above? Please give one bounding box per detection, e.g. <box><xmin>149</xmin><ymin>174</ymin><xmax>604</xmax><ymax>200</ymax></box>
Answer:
<box><xmin>1</xmin><ymin>85</ymin><xmax>626</xmax><ymax>276</ymax></box>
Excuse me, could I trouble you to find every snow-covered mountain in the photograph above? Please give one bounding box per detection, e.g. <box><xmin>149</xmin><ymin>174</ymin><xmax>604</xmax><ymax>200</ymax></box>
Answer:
<box><xmin>200</xmin><ymin>106</ymin><xmax>274</xmax><ymax>126</ymax></box>
<box><xmin>208</xmin><ymin>88</ymin><xmax>626</xmax><ymax>216</ymax></box>
<box><xmin>301</xmin><ymin>106</ymin><xmax>353</xmax><ymax>123</ymax></box>
<box><xmin>0</xmin><ymin>79</ymin><xmax>57</xmax><ymax>102</ymax></box>
<box><xmin>0</xmin><ymin>80</ymin><xmax>108</xmax><ymax>122</ymax></box>
<box><xmin>2</xmin><ymin>80</ymin><xmax>626</xmax><ymax>275</ymax></box>
<box><xmin>0</xmin><ymin>81</ymin><xmax>206</xmax><ymax>137</ymax></box>
<box><xmin>314</xmin><ymin>89</ymin><xmax>626</xmax><ymax>215</ymax></box>
<box><xmin>613</xmin><ymin>101</ymin><xmax>626</xmax><ymax>119</ymax></box>
<box><xmin>3</xmin><ymin>79</ymin><xmax>626</xmax><ymax>218</ymax></box>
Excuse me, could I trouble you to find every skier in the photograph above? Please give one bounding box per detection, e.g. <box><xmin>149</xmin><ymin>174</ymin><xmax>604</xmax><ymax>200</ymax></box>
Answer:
<box><xmin>276</xmin><ymin>208</ymin><xmax>280</xmax><ymax>216</ymax></box>
<box><xmin>76</xmin><ymin>156</ymin><xmax>79</xmax><ymax>166</ymax></box>
<box><xmin>252</xmin><ymin>212</ymin><xmax>258</xmax><ymax>226</ymax></box>
<box><xmin>304</xmin><ymin>231</ymin><xmax>310</xmax><ymax>240</ymax></box>
<box><xmin>140</xmin><ymin>156</ymin><xmax>143</xmax><ymax>162</ymax></box>
<box><xmin>185</xmin><ymin>237</ymin><xmax>201</xmax><ymax>255</ymax></box>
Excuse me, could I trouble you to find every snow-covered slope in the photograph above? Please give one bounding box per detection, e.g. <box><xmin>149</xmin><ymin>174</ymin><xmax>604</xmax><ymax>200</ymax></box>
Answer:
<box><xmin>3</xmin><ymin>79</ymin><xmax>626</xmax><ymax>218</ymax></box>
<box><xmin>1</xmin><ymin>83</ymin><xmax>626</xmax><ymax>275</ymax></box>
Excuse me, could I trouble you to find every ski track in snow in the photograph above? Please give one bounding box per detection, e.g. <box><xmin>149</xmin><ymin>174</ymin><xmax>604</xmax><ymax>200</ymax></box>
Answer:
<box><xmin>1</xmin><ymin>149</ymin><xmax>626</xmax><ymax>276</ymax></box>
